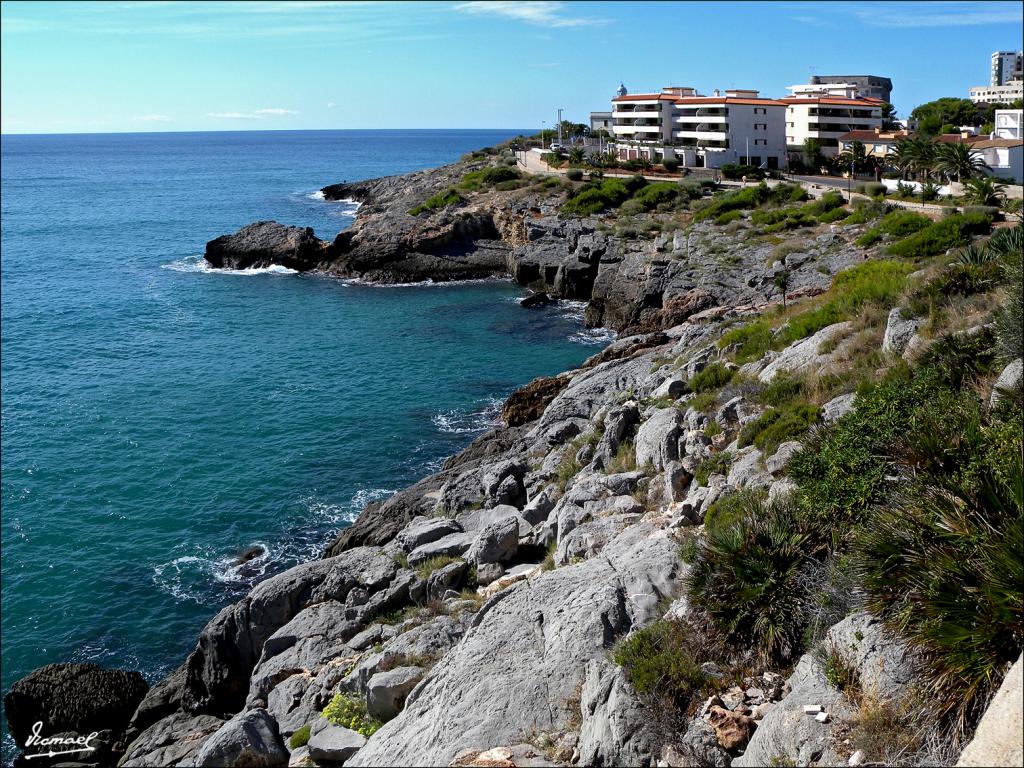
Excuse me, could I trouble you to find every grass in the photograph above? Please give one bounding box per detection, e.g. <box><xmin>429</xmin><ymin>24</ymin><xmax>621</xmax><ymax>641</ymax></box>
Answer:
<box><xmin>409</xmin><ymin>188</ymin><xmax>463</xmax><ymax>216</ymax></box>
<box><xmin>689</xmin><ymin>362</ymin><xmax>734</xmax><ymax>393</ymax></box>
<box><xmin>413</xmin><ymin>555</ymin><xmax>461</xmax><ymax>580</ymax></box>
<box><xmin>738</xmin><ymin>403</ymin><xmax>820</xmax><ymax>456</ymax></box>
<box><xmin>605</xmin><ymin>438</ymin><xmax>638</xmax><ymax>474</ymax></box>
<box><xmin>288</xmin><ymin>724</ymin><xmax>311</xmax><ymax>749</ymax></box>
<box><xmin>458</xmin><ymin>165</ymin><xmax>521</xmax><ymax>191</ymax></box>
<box><xmin>322</xmin><ymin>693</ymin><xmax>383</xmax><ymax>736</ymax></box>
<box><xmin>694</xmin><ymin>451</ymin><xmax>732</xmax><ymax>486</ymax></box>
<box><xmin>855</xmin><ymin>209</ymin><xmax>931</xmax><ymax>247</ymax></box>
<box><xmin>887</xmin><ymin>212</ymin><xmax>991</xmax><ymax>259</ymax></box>
<box><xmin>719</xmin><ymin>260</ymin><xmax>913</xmax><ymax>365</ymax></box>
<box><xmin>686</xmin><ymin>389</ymin><xmax>720</xmax><ymax>414</ymax></box>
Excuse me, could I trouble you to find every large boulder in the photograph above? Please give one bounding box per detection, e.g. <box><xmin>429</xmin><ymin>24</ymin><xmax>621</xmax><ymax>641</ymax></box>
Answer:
<box><xmin>634</xmin><ymin>407</ymin><xmax>682</xmax><ymax>471</ymax></box>
<box><xmin>956</xmin><ymin>653</ymin><xmax>1023</xmax><ymax>767</ymax></box>
<box><xmin>465</xmin><ymin>515</ymin><xmax>519</xmax><ymax>565</ymax></box>
<box><xmin>182</xmin><ymin>547</ymin><xmax>397</xmax><ymax>717</ymax></box>
<box><xmin>576</xmin><ymin>659</ymin><xmax>657</xmax><ymax>767</ymax></box>
<box><xmin>347</xmin><ymin>522</ymin><xmax>682</xmax><ymax>767</ymax></box>
<box><xmin>881</xmin><ymin>307</ymin><xmax>924</xmax><ymax>356</ymax></box>
<box><xmin>366</xmin><ymin>666</ymin><xmax>425</xmax><ymax>721</ymax></box>
<box><xmin>192</xmin><ymin>709</ymin><xmax>288</xmax><ymax>767</ymax></box>
<box><xmin>119</xmin><ymin>711</ymin><xmax>224</xmax><ymax>767</ymax></box>
<box><xmin>307</xmin><ymin>718</ymin><xmax>366</xmax><ymax>766</ymax></box>
<box><xmin>394</xmin><ymin>517</ymin><xmax>463</xmax><ymax>552</ymax></box>
<box><xmin>990</xmin><ymin>358</ymin><xmax>1023</xmax><ymax>408</ymax></box>
<box><xmin>205</xmin><ymin>221</ymin><xmax>328</xmax><ymax>271</ymax></box>
<box><xmin>757</xmin><ymin>322</ymin><xmax>853</xmax><ymax>383</ymax></box>
<box><xmin>4</xmin><ymin>663</ymin><xmax>148</xmax><ymax>764</ymax></box>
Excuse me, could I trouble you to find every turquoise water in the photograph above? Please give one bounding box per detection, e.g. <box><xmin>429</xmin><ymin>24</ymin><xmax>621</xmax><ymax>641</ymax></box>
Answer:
<box><xmin>0</xmin><ymin>130</ymin><xmax>608</xmax><ymax>753</ymax></box>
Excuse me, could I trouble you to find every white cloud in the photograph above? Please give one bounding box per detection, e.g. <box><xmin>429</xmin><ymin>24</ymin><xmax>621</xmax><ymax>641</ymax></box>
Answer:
<box><xmin>453</xmin><ymin>1</ymin><xmax>606</xmax><ymax>28</ymax></box>
<box><xmin>206</xmin><ymin>111</ymin><xmax>261</xmax><ymax>119</ymax></box>
<box><xmin>326</xmin><ymin>101</ymin><xmax>337</xmax><ymax>108</ymax></box>
<box><xmin>206</xmin><ymin>108</ymin><xmax>299</xmax><ymax>119</ymax></box>
<box><xmin>132</xmin><ymin>114</ymin><xmax>172</xmax><ymax>122</ymax></box>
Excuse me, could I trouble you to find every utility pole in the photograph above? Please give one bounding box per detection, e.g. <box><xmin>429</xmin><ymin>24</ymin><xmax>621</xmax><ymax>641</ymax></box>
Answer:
<box><xmin>542</xmin><ymin>120</ymin><xmax>546</xmax><ymax>149</ymax></box>
<box><xmin>557</xmin><ymin>108</ymin><xmax>563</xmax><ymax>147</ymax></box>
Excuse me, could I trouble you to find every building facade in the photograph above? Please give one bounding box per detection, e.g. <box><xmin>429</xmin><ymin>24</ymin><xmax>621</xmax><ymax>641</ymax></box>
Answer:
<box><xmin>969</xmin><ymin>81</ymin><xmax>1024</xmax><ymax>105</ymax></box>
<box><xmin>991</xmin><ymin>50</ymin><xmax>1023</xmax><ymax>86</ymax></box>
<box><xmin>671</xmin><ymin>90</ymin><xmax>787</xmax><ymax>169</ymax></box>
<box><xmin>782</xmin><ymin>95</ymin><xmax>884</xmax><ymax>157</ymax></box>
<box><xmin>803</xmin><ymin>75</ymin><xmax>892</xmax><ymax>103</ymax></box>
<box><xmin>589</xmin><ymin>112</ymin><xmax>613</xmax><ymax>134</ymax></box>
<box><xmin>971</xmin><ymin>138</ymin><xmax>1023</xmax><ymax>183</ymax></box>
<box><xmin>994</xmin><ymin>109</ymin><xmax>1023</xmax><ymax>139</ymax></box>
<box><xmin>837</xmin><ymin>128</ymin><xmax>910</xmax><ymax>160</ymax></box>
<box><xmin>610</xmin><ymin>87</ymin><xmax>695</xmax><ymax>145</ymax></box>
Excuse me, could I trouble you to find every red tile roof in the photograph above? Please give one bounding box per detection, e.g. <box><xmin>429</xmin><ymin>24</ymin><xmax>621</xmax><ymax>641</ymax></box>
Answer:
<box><xmin>612</xmin><ymin>93</ymin><xmax>680</xmax><ymax>102</ymax></box>
<box><xmin>838</xmin><ymin>130</ymin><xmax>908</xmax><ymax>142</ymax></box>
<box><xmin>969</xmin><ymin>138</ymin><xmax>1023</xmax><ymax>149</ymax></box>
<box><xmin>674</xmin><ymin>97</ymin><xmax>785</xmax><ymax>106</ymax></box>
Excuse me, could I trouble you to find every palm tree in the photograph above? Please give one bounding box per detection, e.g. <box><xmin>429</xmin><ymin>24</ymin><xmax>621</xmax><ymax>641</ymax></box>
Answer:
<box><xmin>568</xmin><ymin>147</ymin><xmax>585</xmax><ymax>165</ymax></box>
<box><xmin>907</xmin><ymin>137</ymin><xmax>938</xmax><ymax>180</ymax></box>
<box><xmin>839</xmin><ymin>140</ymin><xmax>867</xmax><ymax>173</ymax></box>
<box><xmin>933</xmin><ymin>143</ymin><xmax>990</xmax><ymax>183</ymax></box>
<box><xmin>961</xmin><ymin>176</ymin><xmax>1008</xmax><ymax>206</ymax></box>
<box><xmin>889</xmin><ymin>139</ymin><xmax>916</xmax><ymax>180</ymax></box>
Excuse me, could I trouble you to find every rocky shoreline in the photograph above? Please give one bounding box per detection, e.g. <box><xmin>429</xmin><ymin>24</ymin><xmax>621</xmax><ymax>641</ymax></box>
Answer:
<box><xmin>6</xmin><ymin>152</ymin><xmax>1021</xmax><ymax>768</ymax></box>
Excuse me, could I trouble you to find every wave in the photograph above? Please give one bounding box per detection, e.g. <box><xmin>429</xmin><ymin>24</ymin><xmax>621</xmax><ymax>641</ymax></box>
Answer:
<box><xmin>556</xmin><ymin>299</ymin><xmax>616</xmax><ymax>346</ymax></box>
<box><xmin>308</xmin><ymin>191</ymin><xmax>362</xmax><ymax>216</ymax></box>
<box><xmin>161</xmin><ymin>255</ymin><xmax>298</xmax><ymax>276</ymax></box>
<box><xmin>432</xmin><ymin>396</ymin><xmax>504</xmax><ymax>435</ymax></box>
<box><xmin>151</xmin><ymin>490</ymin><xmax>395</xmax><ymax>602</ymax></box>
<box><xmin>341</xmin><ymin>275</ymin><xmax>513</xmax><ymax>289</ymax></box>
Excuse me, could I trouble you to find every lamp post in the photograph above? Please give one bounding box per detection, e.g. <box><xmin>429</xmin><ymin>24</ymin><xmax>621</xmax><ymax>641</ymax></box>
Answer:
<box><xmin>557</xmin><ymin>108</ymin><xmax>563</xmax><ymax>147</ymax></box>
<box><xmin>542</xmin><ymin>120</ymin><xmax>546</xmax><ymax>150</ymax></box>
<box><xmin>847</xmin><ymin>158</ymin><xmax>854</xmax><ymax>201</ymax></box>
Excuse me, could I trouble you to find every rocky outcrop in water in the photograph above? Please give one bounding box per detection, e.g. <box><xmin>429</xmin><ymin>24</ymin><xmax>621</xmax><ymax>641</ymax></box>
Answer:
<box><xmin>205</xmin><ymin>221</ymin><xmax>330</xmax><ymax>271</ymax></box>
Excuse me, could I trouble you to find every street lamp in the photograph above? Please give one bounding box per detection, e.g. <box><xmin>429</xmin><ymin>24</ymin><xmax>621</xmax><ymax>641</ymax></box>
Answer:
<box><xmin>847</xmin><ymin>157</ymin><xmax>854</xmax><ymax>201</ymax></box>
<box><xmin>542</xmin><ymin>120</ymin><xmax>546</xmax><ymax>150</ymax></box>
<box><xmin>557</xmin><ymin>108</ymin><xmax>563</xmax><ymax>147</ymax></box>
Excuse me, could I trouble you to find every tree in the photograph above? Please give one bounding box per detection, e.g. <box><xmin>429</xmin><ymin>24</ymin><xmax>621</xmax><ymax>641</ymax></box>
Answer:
<box><xmin>881</xmin><ymin>102</ymin><xmax>900</xmax><ymax>130</ymax></box>
<box><xmin>910</xmin><ymin>97</ymin><xmax>979</xmax><ymax>135</ymax></box>
<box><xmin>774</xmin><ymin>269</ymin><xmax>792</xmax><ymax>308</ymax></box>
<box><xmin>891</xmin><ymin>137</ymin><xmax>937</xmax><ymax>180</ymax></box>
<box><xmin>933</xmin><ymin>142</ymin><xmax>990</xmax><ymax>182</ymax></box>
<box><xmin>568</xmin><ymin>147</ymin><xmax>585</xmax><ymax>165</ymax></box>
<box><xmin>839</xmin><ymin>140</ymin><xmax>868</xmax><ymax>172</ymax></box>
<box><xmin>961</xmin><ymin>176</ymin><xmax>1008</xmax><ymax>206</ymax></box>
<box><xmin>802</xmin><ymin>138</ymin><xmax>824</xmax><ymax>171</ymax></box>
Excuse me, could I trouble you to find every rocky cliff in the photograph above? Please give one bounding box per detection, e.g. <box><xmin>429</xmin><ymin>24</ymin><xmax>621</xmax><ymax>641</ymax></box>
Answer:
<box><xmin>8</xmin><ymin>155</ymin><xmax>1021</xmax><ymax>768</ymax></box>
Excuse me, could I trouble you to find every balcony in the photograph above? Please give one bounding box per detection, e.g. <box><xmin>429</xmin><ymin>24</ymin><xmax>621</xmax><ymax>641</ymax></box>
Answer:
<box><xmin>675</xmin><ymin>114</ymin><xmax>728</xmax><ymax>124</ymax></box>
<box><xmin>613</xmin><ymin>109</ymin><xmax>661</xmax><ymax>119</ymax></box>
<box><xmin>612</xmin><ymin>125</ymin><xmax>662</xmax><ymax>135</ymax></box>
<box><xmin>675</xmin><ymin>129</ymin><xmax>728</xmax><ymax>141</ymax></box>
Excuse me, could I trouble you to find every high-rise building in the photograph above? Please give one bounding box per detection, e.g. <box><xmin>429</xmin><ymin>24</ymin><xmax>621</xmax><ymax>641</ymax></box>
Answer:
<box><xmin>991</xmin><ymin>50</ymin><xmax>1023</xmax><ymax>86</ymax></box>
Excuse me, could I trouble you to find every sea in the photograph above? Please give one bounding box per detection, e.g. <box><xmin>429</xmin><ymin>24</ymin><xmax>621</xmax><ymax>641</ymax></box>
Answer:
<box><xmin>0</xmin><ymin>129</ymin><xmax>612</xmax><ymax>758</ymax></box>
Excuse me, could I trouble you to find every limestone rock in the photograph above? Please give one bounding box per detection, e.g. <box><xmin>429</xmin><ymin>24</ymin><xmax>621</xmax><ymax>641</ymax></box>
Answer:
<box><xmin>758</xmin><ymin>322</ymin><xmax>854</xmax><ymax>383</ymax></box>
<box><xmin>347</xmin><ymin>522</ymin><xmax>682</xmax><ymax>766</ymax></box>
<box><xmin>408</xmin><ymin>533</ymin><xmax>473</xmax><ymax>567</ymax></box>
<box><xmin>956</xmin><ymin>653</ymin><xmax>1023</xmax><ymax>767</ymax></box>
<box><xmin>765</xmin><ymin>440</ymin><xmax>802</xmax><ymax>474</ymax></box>
<box><xmin>119</xmin><ymin>711</ymin><xmax>224</xmax><ymax>768</ymax></box>
<box><xmin>822</xmin><ymin>393</ymin><xmax>856</xmax><ymax>423</ymax></box>
<box><xmin>990</xmin><ymin>358</ymin><xmax>1023</xmax><ymax>408</ymax></box>
<box><xmin>192</xmin><ymin>708</ymin><xmax>288</xmax><ymax>767</ymax></box>
<box><xmin>366</xmin><ymin>666</ymin><xmax>425</xmax><ymax>721</ymax></box>
<box><xmin>576</xmin><ymin>659</ymin><xmax>656</xmax><ymax>767</ymax></box>
<box><xmin>205</xmin><ymin>221</ymin><xmax>328</xmax><ymax>271</ymax></box>
<box><xmin>465</xmin><ymin>515</ymin><xmax>519</xmax><ymax>565</ymax></box>
<box><xmin>503</xmin><ymin>375</ymin><xmax>569</xmax><ymax>427</ymax></box>
<box><xmin>395</xmin><ymin>517</ymin><xmax>463</xmax><ymax>552</ymax></box>
<box><xmin>634</xmin><ymin>407</ymin><xmax>682</xmax><ymax>471</ymax></box>
<box><xmin>707</xmin><ymin>705</ymin><xmax>756</xmax><ymax>751</ymax></box>
<box><xmin>881</xmin><ymin>307</ymin><xmax>924</xmax><ymax>356</ymax></box>
<box><xmin>307</xmin><ymin>720</ymin><xmax>366</xmax><ymax>766</ymax></box>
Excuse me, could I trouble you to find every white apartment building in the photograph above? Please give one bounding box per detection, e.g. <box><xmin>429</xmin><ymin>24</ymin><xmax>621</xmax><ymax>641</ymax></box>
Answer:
<box><xmin>611</xmin><ymin>87</ymin><xmax>698</xmax><ymax>145</ymax></box>
<box><xmin>671</xmin><ymin>90</ymin><xmax>787</xmax><ymax>169</ymax></box>
<box><xmin>991</xmin><ymin>50</ymin><xmax>1023</xmax><ymax>86</ymax></box>
<box><xmin>782</xmin><ymin>95</ymin><xmax>883</xmax><ymax>157</ymax></box>
<box><xmin>993</xmin><ymin>109</ymin><xmax>1023</xmax><ymax>139</ymax></box>
<box><xmin>970</xmin><ymin>81</ymin><xmax>1024</xmax><ymax>104</ymax></box>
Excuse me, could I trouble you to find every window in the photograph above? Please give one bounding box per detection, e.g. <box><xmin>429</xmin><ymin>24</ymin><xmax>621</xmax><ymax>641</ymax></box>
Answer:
<box><xmin>755</xmin><ymin>108</ymin><xmax>766</xmax><ymax>115</ymax></box>
<box><xmin>755</xmin><ymin>123</ymin><xmax>766</xmax><ymax>130</ymax></box>
<box><xmin>755</xmin><ymin>139</ymin><xmax>767</xmax><ymax>146</ymax></box>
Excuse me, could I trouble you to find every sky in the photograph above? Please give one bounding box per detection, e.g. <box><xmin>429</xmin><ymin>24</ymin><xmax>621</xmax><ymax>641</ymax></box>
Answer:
<box><xmin>1</xmin><ymin>0</ymin><xmax>1022</xmax><ymax>134</ymax></box>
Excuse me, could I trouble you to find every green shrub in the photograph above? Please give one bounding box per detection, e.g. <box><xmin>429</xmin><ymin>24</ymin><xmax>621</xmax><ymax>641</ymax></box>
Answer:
<box><xmin>739</xmin><ymin>404</ymin><xmax>819</xmax><ymax>456</ymax></box>
<box><xmin>918</xmin><ymin>328</ymin><xmax>997</xmax><ymax>390</ymax></box>
<box><xmin>768</xmin><ymin>183</ymin><xmax>810</xmax><ymax>205</ymax></box>
<box><xmin>721</xmin><ymin>163</ymin><xmax>765</xmax><ymax>180</ymax></box>
<box><xmin>887</xmin><ymin>213</ymin><xmax>991</xmax><ymax>259</ymax></box>
<box><xmin>855</xmin><ymin>210</ymin><xmax>931</xmax><ymax>247</ymax></box>
<box><xmin>687</xmin><ymin>494</ymin><xmax>811</xmax><ymax>661</ymax></box>
<box><xmin>631</xmin><ymin>181</ymin><xmax>683</xmax><ymax>211</ymax></box>
<box><xmin>842</xmin><ymin>199</ymin><xmax>889</xmax><ymax>225</ymax></box>
<box><xmin>695</xmin><ymin>451</ymin><xmax>733</xmax><ymax>486</ymax></box>
<box><xmin>689</xmin><ymin>362</ymin><xmax>734</xmax><ymax>393</ymax></box>
<box><xmin>856</xmin><ymin>182</ymin><xmax>887</xmax><ymax>197</ymax></box>
<box><xmin>409</xmin><ymin>188</ymin><xmax>464</xmax><ymax>216</ymax></box>
<box><xmin>566</xmin><ymin>168</ymin><xmax>584</xmax><ymax>182</ymax></box>
<box><xmin>613</xmin><ymin>618</ymin><xmax>730</xmax><ymax>715</ymax></box>
<box><xmin>322</xmin><ymin>693</ymin><xmax>383</xmax><ymax>736</ymax></box>
<box><xmin>806</xmin><ymin>191</ymin><xmax>845</xmax><ymax>216</ymax></box>
<box><xmin>662</xmin><ymin>158</ymin><xmax>680</xmax><ymax>172</ymax></box>
<box><xmin>920</xmin><ymin>181</ymin><xmax>940</xmax><ymax>201</ymax></box>
<box><xmin>817</xmin><ymin>206</ymin><xmax>850</xmax><ymax>224</ymax></box>
<box><xmin>961</xmin><ymin>205</ymin><xmax>1000</xmax><ymax>220</ymax></box>
<box><xmin>719</xmin><ymin>318</ymin><xmax>774</xmax><ymax>364</ymax></box>
<box><xmin>687</xmin><ymin>389</ymin><xmax>719</xmax><ymax>414</ymax></box>
<box><xmin>288</xmin><ymin>725</ymin><xmax>311</xmax><ymax>749</ymax></box>
<box><xmin>692</xmin><ymin>183</ymin><xmax>771</xmax><ymax>222</ymax></box>
<box><xmin>756</xmin><ymin>372</ymin><xmax>805</xmax><ymax>407</ymax></box>
<box><xmin>854</xmin><ymin>450</ymin><xmax>1022</xmax><ymax>728</ymax></box>
<box><xmin>715</xmin><ymin>209</ymin><xmax>743</xmax><ymax>226</ymax></box>
<box><xmin>994</xmin><ymin>229</ymin><xmax>1023</xmax><ymax>362</ymax></box>
<box><xmin>703</xmin><ymin>488</ymin><xmax>758</xmax><ymax>534</ymax></box>
<box><xmin>561</xmin><ymin>178</ymin><xmax>635</xmax><ymax>217</ymax></box>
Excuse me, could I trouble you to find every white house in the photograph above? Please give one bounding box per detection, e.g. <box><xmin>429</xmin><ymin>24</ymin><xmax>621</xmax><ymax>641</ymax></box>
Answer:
<box><xmin>973</xmin><ymin>138</ymin><xmax>1024</xmax><ymax>183</ymax></box>
<box><xmin>611</xmin><ymin>87</ymin><xmax>696</xmax><ymax>148</ymax></box>
<box><xmin>782</xmin><ymin>95</ymin><xmax>884</xmax><ymax>157</ymax></box>
<box><xmin>993</xmin><ymin>109</ymin><xmax>1023</xmax><ymax>139</ymax></box>
<box><xmin>671</xmin><ymin>90</ymin><xmax>787</xmax><ymax>170</ymax></box>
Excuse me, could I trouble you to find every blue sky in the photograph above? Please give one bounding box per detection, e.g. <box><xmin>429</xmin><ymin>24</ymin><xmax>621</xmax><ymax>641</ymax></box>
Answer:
<box><xmin>1</xmin><ymin>0</ymin><xmax>1022</xmax><ymax>134</ymax></box>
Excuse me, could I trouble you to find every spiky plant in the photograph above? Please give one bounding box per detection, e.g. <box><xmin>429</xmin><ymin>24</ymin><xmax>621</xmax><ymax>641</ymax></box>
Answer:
<box><xmin>854</xmin><ymin>454</ymin><xmax>1023</xmax><ymax>731</ymax></box>
<box><xmin>993</xmin><ymin>229</ymin><xmax>1023</xmax><ymax>362</ymax></box>
<box><xmin>686</xmin><ymin>493</ymin><xmax>811</xmax><ymax>662</ymax></box>
<box><xmin>961</xmin><ymin>176</ymin><xmax>1008</xmax><ymax>207</ymax></box>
